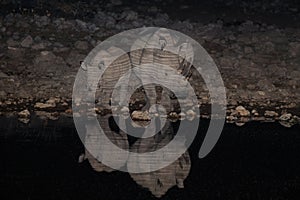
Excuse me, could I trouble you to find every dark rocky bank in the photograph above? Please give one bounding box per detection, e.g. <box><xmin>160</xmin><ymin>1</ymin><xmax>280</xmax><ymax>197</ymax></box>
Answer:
<box><xmin>0</xmin><ymin>0</ymin><xmax>299</xmax><ymax>127</ymax></box>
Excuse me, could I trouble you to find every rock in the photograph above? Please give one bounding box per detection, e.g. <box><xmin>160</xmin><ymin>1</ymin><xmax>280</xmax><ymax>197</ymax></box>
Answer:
<box><xmin>219</xmin><ymin>57</ymin><xmax>234</xmax><ymax>69</ymax></box>
<box><xmin>154</xmin><ymin>13</ymin><xmax>169</xmax><ymax>26</ymax></box>
<box><xmin>6</xmin><ymin>38</ymin><xmax>19</xmax><ymax>47</ymax></box>
<box><xmin>286</xmin><ymin>102</ymin><xmax>297</xmax><ymax>109</ymax></box>
<box><xmin>18</xmin><ymin>109</ymin><xmax>30</xmax><ymax>118</ymax></box>
<box><xmin>110</xmin><ymin>0</ymin><xmax>122</xmax><ymax>5</ymax></box>
<box><xmin>120</xmin><ymin>106</ymin><xmax>130</xmax><ymax>118</ymax></box>
<box><xmin>240</xmin><ymin>117</ymin><xmax>250</xmax><ymax>123</ymax></box>
<box><xmin>0</xmin><ymin>90</ymin><xmax>7</xmax><ymax>98</ymax></box>
<box><xmin>235</xmin><ymin>106</ymin><xmax>250</xmax><ymax>117</ymax></box>
<box><xmin>257</xmin><ymin>91</ymin><xmax>265</xmax><ymax>96</ymax></box>
<box><xmin>247</xmin><ymin>84</ymin><xmax>256</xmax><ymax>90</ymax></box>
<box><xmin>93</xmin><ymin>11</ymin><xmax>116</xmax><ymax>28</ymax></box>
<box><xmin>53</xmin><ymin>18</ymin><xmax>74</xmax><ymax>30</ymax></box>
<box><xmin>34</xmin><ymin>101</ymin><xmax>56</xmax><ymax>109</ymax></box>
<box><xmin>4</xmin><ymin>13</ymin><xmax>15</xmax><ymax>25</ymax></box>
<box><xmin>292</xmin><ymin>116</ymin><xmax>300</xmax><ymax>124</ymax></box>
<box><xmin>74</xmin><ymin>41</ymin><xmax>89</xmax><ymax>50</ymax></box>
<box><xmin>264</xmin><ymin>110</ymin><xmax>278</xmax><ymax>118</ymax></box>
<box><xmin>35</xmin><ymin>15</ymin><xmax>50</xmax><ymax>27</ymax></box>
<box><xmin>16</xmin><ymin>20</ymin><xmax>29</xmax><ymax>28</ymax></box>
<box><xmin>279</xmin><ymin>121</ymin><xmax>293</xmax><ymax>128</ymax></box>
<box><xmin>34</xmin><ymin>51</ymin><xmax>66</xmax><ymax>76</ymax></box>
<box><xmin>235</xmin><ymin>122</ymin><xmax>246</xmax><ymax>126</ymax></box>
<box><xmin>12</xmin><ymin>32</ymin><xmax>20</xmax><ymax>40</ymax></box>
<box><xmin>226</xmin><ymin>115</ymin><xmax>237</xmax><ymax>121</ymax></box>
<box><xmin>4</xmin><ymin>100</ymin><xmax>12</xmax><ymax>105</ymax></box>
<box><xmin>289</xmin><ymin>42</ymin><xmax>300</xmax><ymax>57</ymax></box>
<box><xmin>87</xmin><ymin>23</ymin><xmax>98</xmax><ymax>33</ymax></box>
<box><xmin>31</xmin><ymin>43</ymin><xmax>46</xmax><ymax>50</ymax></box>
<box><xmin>186</xmin><ymin>109</ymin><xmax>196</xmax><ymax>121</ymax></box>
<box><xmin>105</xmin><ymin>17</ymin><xmax>116</xmax><ymax>28</ymax></box>
<box><xmin>264</xmin><ymin>41</ymin><xmax>275</xmax><ymax>54</ymax></box>
<box><xmin>169</xmin><ymin>112</ymin><xmax>179</xmax><ymax>120</ymax></box>
<box><xmin>46</xmin><ymin>97</ymin><xmax>60</xmax><ymax>105</ymax></box>
<box><xmin>279</xmin><ymin>115</ymin><xmax>299</xmax><ymax>127</ymax></box>
<box><xmin>34</xmin><ymin>51</ymin><xmax>57</xmax><ymax>63</ymax></box>
<box><xmin>148</xmin><ymin>106</ymin><xmax>158</xmax><ymax>117</ymax></box>
<box><xmin>65</xmin><ymin>108</ymin><xmax>72</xmax><ymax>114</ymax></box>
<box><xmin>20</xmin><ymin>35</ymin><xmax>33</xmax><ymax>48</ymax></box>
<box><xmin>120</xmin><ymin>106</ymin><xmax>129</xmax><ymax>113</ymax></box>
<box><xmin>179</xmin><ymin>112</ymin><xmax>186</xmax><ymax>120</ymax></box>
<box><xmin>238</xmin><ymin>21</ymin><xmax>258</xmax><ymax>33</ymax></box>
<box><xmin>75</xmin><ymin>19</ymin><xmax>88</xmax><ymax>30</ymax></box>
<box><xmin>35</xmin><ymin>111</ymin><xmax>59</xmax><ymax>120</ymax></box>
<box><xmin>148</xmin><ymin>6</ymin><xmax>158</xmax><ymax>13</ymax></box>
<box><xmin>121</xmin><ymin>10</ymin><xmax>138</xmax><ymax>21</ymax></box>
<box><xmin>18</xmin><ymin>118</ymin><xmax>30</xmax><ymax>124</ymax></box>
<box><xmin>244</xmin><ymin>46</ymin><xmax>253</xmax><ymax>54</ymax></box>
<box><xmin>257</xmin><ymin>79</ymin><xmax>276</xmax><ymax>92</ymax></box>
<box><xmin>131</xmin><ymin>111</ymin><xmax>150</xmax><ymax>121</ymax></box>
<box><xmin>172</xmin><ymin>20</ymin><xmax>193</xmax><ymax>30</ymax></box>
<box><xmin>78</xmin><ymin>153</ymin><xmax>86</xmax><ymax>163</ymax></box>
<box><xmin>34</xmin><ymin>36</ymin><xmax>42</xmax><ymax>42</ymax></box>
<box><xmin>66</xmin><ymin>50</ymin><xmax>86</xmax><ymax>67</ymax></box>
<box><xmin>0</xmin><ymin>71</ymin><xmax>9</xmax><ymax>78</ymax></box>
<box><xmin>251</xmin><ymin>109</ymin><xmax>259</xmax><ymax>116</ymax></box>
<box><xmin>279</xmin><ymin>113</ymin><xmax>292</xmax><ymax>121</ymax></box>
<box><xmin>7</xmin><ymin>47</ymin><xmax>25</xmax><ymax>59</ymax></box>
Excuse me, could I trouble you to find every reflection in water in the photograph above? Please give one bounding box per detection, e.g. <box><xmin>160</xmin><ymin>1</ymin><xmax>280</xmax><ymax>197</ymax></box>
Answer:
<box><xmin>129</xmin><ymin>152</ymin><xmax>190</xmax><ymax>198</ymax></box>
<box><xmin>1</xmin><ymin>117</ymin><xmax>300</xmax><ymax>199</ymax></box>
<box><xmin>84</xmin><ymin>115</ymin><xmax>129</xmax><ymax>172</ymax></box>
<box><xmin>84</xmin><ymin>115</ymin><xmax>191</xmax><ymax>197</ymax></box>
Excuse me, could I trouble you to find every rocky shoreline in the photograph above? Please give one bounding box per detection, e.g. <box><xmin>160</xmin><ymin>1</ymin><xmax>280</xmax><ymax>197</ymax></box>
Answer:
<box><xmin>1</xmin><ymin>98</ymin><xmax>299</xmax><ymax>128</ymax></box>
<box><xmin>0</xmin><ymin>1</ymin><xmax>299</xmax><ymax>127</ymax></box>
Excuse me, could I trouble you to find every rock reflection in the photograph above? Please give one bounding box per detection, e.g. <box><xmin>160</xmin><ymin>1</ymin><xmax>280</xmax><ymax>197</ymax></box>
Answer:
<box><xmin>83</xmin><ymin>115</ymin><xmax>191</xmax><ymax>197</ymax></box>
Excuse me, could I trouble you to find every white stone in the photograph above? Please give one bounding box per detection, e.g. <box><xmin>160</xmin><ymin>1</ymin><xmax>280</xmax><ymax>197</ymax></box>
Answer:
<box><xmin>21</xmin><ymin>35</ymin><xmax>33</xmax><ymax>48</ymax></box>
<box><xmin>235</xmin><ymin>106</ymin><xmax>250</xmax><ymax>117</ymax></box>
<box><xmin>18</xmin><ymin>109</ymin><xmax>30</xmax><ymax>118</ymax></box>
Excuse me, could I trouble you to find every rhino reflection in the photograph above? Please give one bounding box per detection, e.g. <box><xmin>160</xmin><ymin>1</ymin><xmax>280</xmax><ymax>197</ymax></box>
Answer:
<box><xmin>129</xmin><ymin>151</ymin><xmax>190</xmax><ymax>197</ymax></box>
<box><xmin>83</xmin><ymin>115</ymin><xmax>191</xmax><ymax>197</ymax></box>
<box><xmin>84</xmin><ymin>115</ymin><xmax>129</xmax><ymax>172</ymax></box>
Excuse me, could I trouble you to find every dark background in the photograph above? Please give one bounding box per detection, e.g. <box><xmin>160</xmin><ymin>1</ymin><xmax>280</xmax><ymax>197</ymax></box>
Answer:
<box><xmin>1</xmin><ymin>0</ymin><xmax>299</xmax><ymax>27</ymax></box>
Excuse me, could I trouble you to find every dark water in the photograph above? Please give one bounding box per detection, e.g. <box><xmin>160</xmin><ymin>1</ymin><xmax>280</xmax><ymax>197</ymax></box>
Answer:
<box><xmin>0</xmin><ymin>116</ymin><xmax>299</xmax><ymax>200</ymax></box>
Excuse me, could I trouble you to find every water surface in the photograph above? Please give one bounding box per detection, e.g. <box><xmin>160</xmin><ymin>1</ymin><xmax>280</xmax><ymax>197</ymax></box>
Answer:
<box><xmin>0</xmin><ymin>116</ymin><xmax>299</xmax><ymax>199</ymax></box>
